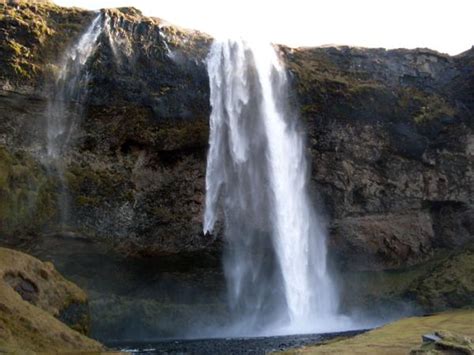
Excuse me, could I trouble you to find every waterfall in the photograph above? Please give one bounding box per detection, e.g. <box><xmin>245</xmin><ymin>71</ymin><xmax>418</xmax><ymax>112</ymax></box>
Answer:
<box><xmin>43</xmin><ymin>14</ymin><xmax>102</xmax><ymax>226</ymax></box>
<box><xmin>204</xmin><ymin>39</ymin><xmax>348</xmax><ymax>335</ymax></box>
<box><xmin>45</xmin><ymin>14</ymin><xmax>102</xmax><ymax>160</ymax></box>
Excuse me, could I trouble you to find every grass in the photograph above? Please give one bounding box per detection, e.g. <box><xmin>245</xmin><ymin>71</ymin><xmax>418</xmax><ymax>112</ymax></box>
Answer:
<box><xmin>398</xmin><ymin>87</ymin><xmax>456</xmax><ymax>124</ymax></box>
<box><xmin>282</xmin><ymin>309</ymin><xmax>474</xmax><ymax>354</ymax></box>
<box><xmin>0</xmin><ymin>247</ymin><xmax>104</xmax><ymax>352</ymax></box>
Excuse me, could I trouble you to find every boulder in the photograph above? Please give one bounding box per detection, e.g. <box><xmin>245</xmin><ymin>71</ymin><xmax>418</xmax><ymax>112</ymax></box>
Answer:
<box><xmin>411</xmin><ymin>331</ymin><xmax>474</xmax><ymax>354</ymax></box>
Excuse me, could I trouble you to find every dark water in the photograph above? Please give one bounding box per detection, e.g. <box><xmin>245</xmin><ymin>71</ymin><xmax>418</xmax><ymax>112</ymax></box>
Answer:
<box><xmin>107</xmin><ymin>330</ymin><xmax>367</xmax><ymax>354</ymax></box>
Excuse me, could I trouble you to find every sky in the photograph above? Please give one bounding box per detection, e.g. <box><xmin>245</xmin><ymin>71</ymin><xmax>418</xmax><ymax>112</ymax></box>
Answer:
<box><xmin>54</xmin><ymin>0</ymin><xmax>473</xmax><ymax>55</ymax></box>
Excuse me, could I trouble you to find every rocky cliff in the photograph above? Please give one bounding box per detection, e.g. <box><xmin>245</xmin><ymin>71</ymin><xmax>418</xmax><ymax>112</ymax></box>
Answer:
<box><xmin>0</xmin><ymin>0</ymin><xmax>472</xmax><ymax>341</ymax></box>
<box><xmin>284</xmin><ymin>45</ymin><xmax>473</xmax><ymax>270</ymax></box>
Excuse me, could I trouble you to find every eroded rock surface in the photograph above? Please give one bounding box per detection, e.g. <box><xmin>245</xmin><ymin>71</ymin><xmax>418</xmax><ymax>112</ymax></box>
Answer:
<box><xmin>284</xmin><ymin>45</ymin><xmax>474</xmax><ymax>270</ymax></box>
<box><xmin>1</xmin><ymin>2</ymin><xmax>472</xmax><ymax>270</ymax></box>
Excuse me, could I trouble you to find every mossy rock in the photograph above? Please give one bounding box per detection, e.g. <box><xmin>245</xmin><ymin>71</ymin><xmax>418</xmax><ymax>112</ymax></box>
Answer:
<box><xmin>0</xmin><ymin>1</ymin><xmax>94</xmax><ymax>85</ymax></box>
<box><xmin>397</xmin><ymin>87</ymin><xmax>457</xmax><ymax>124</ymax></box>
<box><xmin>66</xmin><ymin>162</ymin><xmax>130</xmax><ymax>206</ymax></box>
<box><xmin>0</xmin><ymin>146</ymin><xmax>57</xmax><ymax>237</ymax></box>
<box><xmin>338</xmin><ymin>246</ymin><xmax>474</xmax><ymax>316</ymax></box>
<box><xmin>410</xmin><ymin>330</ymin><xmax>474</xmax><ymax>354</ymax></box>
<box><xmin>406</xmin><ymin>245</ymin><xmax>474</xmax><ymax>311</ymax></box>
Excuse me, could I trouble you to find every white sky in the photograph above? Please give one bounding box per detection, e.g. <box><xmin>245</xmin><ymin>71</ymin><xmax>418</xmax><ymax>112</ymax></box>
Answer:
<box><xmin>54</xmin><ymin>0</ymin><xmax>473</xmax><ymax>55</ymax></box>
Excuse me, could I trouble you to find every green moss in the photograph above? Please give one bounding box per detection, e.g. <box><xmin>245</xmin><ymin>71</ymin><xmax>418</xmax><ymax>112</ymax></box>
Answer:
<box><xmin>0</xmin><ymin>1</ymin><xmax>94</xmax><ymax>84</ymax></box>
<box><xmin>75</xmin><ymin>195</ymin><xmax>99</xmax><ymax>207</ymax></box>
<box><xmin>285</xmin><ymin>47</ymin><xmax>386</xmax><ymax>120</ymax></box>
<box><xmin>407</xmin><ymin>245</ymin><xmax>474</xmax><ymax>311</ymax></box>
<box><xmin>6</xmin><ymin>40</ymin><xmax>26</xmax><ymax>57</ymax></box>
<box><xmin>398</xmin><ymin>88</ymin><xmax>456</xmax><ymax>124</ymax></box>
<box><xmin>66</xmin><ymin>164</ymin><xmax>129</xmax><ymax>209</ymax></box>
<box><xmin>10</xmin><ymin>61</ymin><xmax>36</xmax><ymax>79</ymax></box>
<box><xmin>411</xmin><ymin>330</ymin><xmax>474</xmax><ymax>354</ymax></box>
<box><xmin>155</xmin><ymin>120</ymin><xmax>209</xmax><ymax>151</ymax></box>
<box><xmin>0</xmin><ymin>247</ymin><xmax>103</xmax><ymax>352</ymax></box>
<box><xmin>0</xmin><ymin>146</ymin><xmax>56</xmax><ymax>236</ymax></box>
<box><xmin>339</xmin><ymin>246</ymin><xmax>474</xmax><ymax>315</ymax></box>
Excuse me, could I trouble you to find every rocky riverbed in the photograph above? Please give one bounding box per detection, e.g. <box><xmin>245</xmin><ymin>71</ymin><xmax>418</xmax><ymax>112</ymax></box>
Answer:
<box><xmin>109</xmin><ymin>330</ymin><xmax>367</xmax><ymax>354</ymax></box>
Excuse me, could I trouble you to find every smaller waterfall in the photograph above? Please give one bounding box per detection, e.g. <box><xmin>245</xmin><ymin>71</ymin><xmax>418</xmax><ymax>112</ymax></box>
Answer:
<box><xmin>43</xmin><ymin>14</ymin><xmax>103</xmax><ymax>226</ymax></box>
<box><xmin>46</xmin><ymin>14</ymin><xmax>102</xmax><ymax>160</ymax></box>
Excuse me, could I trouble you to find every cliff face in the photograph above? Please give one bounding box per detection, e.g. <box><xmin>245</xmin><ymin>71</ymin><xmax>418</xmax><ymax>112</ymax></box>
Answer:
<box><xmin>0</xmin><ymin>3</ymin><xmax>215</xmax><ymax>258</ymax></box>
<box><xmin>3</xmin><ymin>2</ymin><xmax>471</xmax><ymax>266</ymax></box>
<box><xmin>284</xmin><ymin>46</ymin><xmax>474</xmax><ymax>270</ymax></box>
<box><xmin>0</xmin><ymin>1</ymin><xmax>473</xmax><ymax>340</ymax></box>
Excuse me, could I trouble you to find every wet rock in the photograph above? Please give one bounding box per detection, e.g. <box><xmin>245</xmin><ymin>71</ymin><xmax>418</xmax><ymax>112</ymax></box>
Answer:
<box><xmin>285</xmin><ymin>45</ymin><xmax>473</xmax><ymax>270</ymax></box>
<box><xmin>405</xmin><ymin>244</ymin><xmax>474</xmax><ymax>311</ymax></box>
<box><xmin>337</xmin><ymin>243</ymin><xmax>474</xmax><ymax>316</ymax></box>
<box><xmin>330</xmin><ymin>212</ymin><xmax>434</xmax><ymax>270</ymax></box>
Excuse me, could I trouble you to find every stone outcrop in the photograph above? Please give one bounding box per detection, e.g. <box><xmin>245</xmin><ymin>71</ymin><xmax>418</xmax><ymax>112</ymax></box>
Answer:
<box><xmin>411</xmin><ymin>330</ymin><xmax>474</xmax><ymax>354</ymax></box>
<box><xmin>284</xmin><ymin>45</ymin><xmax>474</xmax><ymax>270</ymax></box>
<box><xmin>0</xmin><ymin>247</ymin><xmax>103</xmax><ymax>352</ymax></box>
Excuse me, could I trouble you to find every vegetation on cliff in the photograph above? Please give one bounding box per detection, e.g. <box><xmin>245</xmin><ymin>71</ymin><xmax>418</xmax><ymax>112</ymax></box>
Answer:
<box><xmin>0</xmin><ymin>146</ymin><xmax>56</xmax><ymax>237</ymax></box>
<box><xmin>0</xmin><ymin>0</ymin><xmax>93</xmax><ymax>85</ymax></box>
<box><xmin>284</xmin><ymin>46</ymin><xmax>458</xmax><ymax>125</ymax></box>
<box><xmin>339</xmin><ymin>244</ymin><xmax>474</xmax><ymax>317</ymax></box>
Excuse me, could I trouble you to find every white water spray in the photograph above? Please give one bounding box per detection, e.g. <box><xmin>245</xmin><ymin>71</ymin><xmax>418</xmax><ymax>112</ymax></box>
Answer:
<box><xmin>46</xmin><ymin>14</ymin><xmax>102</xmax><ymax>160</ymax></box>
<box><xmin>43</xmin><ymin>14</ymin><xmax>102</xmax><ymax>226</ymax></box>
<box><xmin>204</xmin><ymin>39</ymin><xmax>350</xmax><ymax>335</ymax></box>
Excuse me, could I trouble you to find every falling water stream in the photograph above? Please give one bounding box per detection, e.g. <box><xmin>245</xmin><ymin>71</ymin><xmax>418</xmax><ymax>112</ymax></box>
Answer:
<box><xmin>204</xmin><ymin>39</ymin><xmax>351</xmax><ymax>335</ymax></box>
<box><xmin>43</xmin><ymin>14</ymin><xmax>102</xmax><ymax>226</ymax></box>
<box><xmin>46</xmin><ymin>14</ymin><xmax>102</xmax><ymax>160</ymax></box>
<box><xmin>42</xmin><ymin>11</ymin><xmax>354</xmax><ymax>345</ymax></box>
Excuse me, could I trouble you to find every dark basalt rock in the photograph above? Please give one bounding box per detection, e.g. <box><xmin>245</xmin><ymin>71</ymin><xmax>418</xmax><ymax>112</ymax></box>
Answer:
<box><xmin>283</xmin><ymin>44</ymin><xmax>473</xmax><ymax>271</ymax></box>
<box><xmin>58</xmin><ymin>301</ymin><xmax>91</xmax><ymax>335</ymax></box>
<box><xmin>3</xmin><ymin>272</ymin><xmax>40</xmax><ymax>304</ymax></box>
<box><xmin>1</xmin><ymin>3</ymin><xmax>471</xmax><ymax>268</ymax></box>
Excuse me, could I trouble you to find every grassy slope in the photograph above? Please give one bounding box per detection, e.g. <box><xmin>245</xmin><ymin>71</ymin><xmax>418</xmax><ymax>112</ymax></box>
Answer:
<box><xmin>0</xmin><ymin>247</ymin><xmax>104</xmax><ymax>352</ymax></box>
<box><xmin>284</xmin><ymin>309</ymin><xmax>474</xmax><ymax>354</ymax></box>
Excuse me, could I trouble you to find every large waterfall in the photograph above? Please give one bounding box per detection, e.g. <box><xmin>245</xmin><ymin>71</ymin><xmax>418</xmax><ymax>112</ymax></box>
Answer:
<box><xmin>204</xmin><ymin>39</ymin><xmax>345</xmax><ymax>335</ymax></box>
